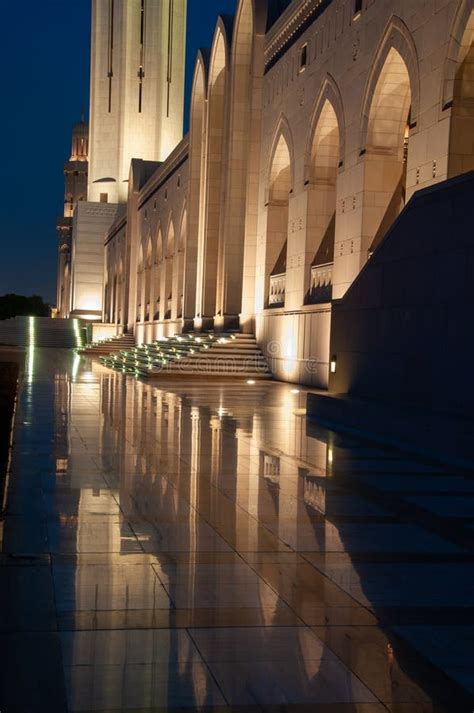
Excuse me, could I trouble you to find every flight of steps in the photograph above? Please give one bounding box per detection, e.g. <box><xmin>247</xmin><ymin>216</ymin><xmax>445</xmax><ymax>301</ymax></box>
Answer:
<box><xmin>100</xmin><ymin>332</ymin><xmax>273</xmax><ymax>380</ymax></box>
<box><xmin>0</xmin><ymin>317</ymin><xmax>85</xmax><ymax>348</ymax></box>
<box><xmin>78</xmin><ymin>334</ymin><xmax>136</xmax><ymax>356</ymax></box>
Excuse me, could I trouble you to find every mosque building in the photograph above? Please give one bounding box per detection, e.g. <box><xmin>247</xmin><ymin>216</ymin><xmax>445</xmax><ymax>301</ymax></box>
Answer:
<box><xmin>57</xmin><ymin>0</ymin><xmax>474</xmax><ymax>388</ymax></box>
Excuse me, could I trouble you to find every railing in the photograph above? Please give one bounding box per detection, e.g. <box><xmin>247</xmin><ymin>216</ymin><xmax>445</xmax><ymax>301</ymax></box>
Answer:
<box><xmin>261</xmin><ymin>453</ymin><xmax>280</xmax><ymax>485</ymax></box>
<box><xmin>269</xmin><ymin>273</ymin><xmax>286</xmax><ymax>307</ymax></box>
<box><xmin>308</xmin><ymin>262</ymin><xmax>333</xmax><ymax>304</ymax></box>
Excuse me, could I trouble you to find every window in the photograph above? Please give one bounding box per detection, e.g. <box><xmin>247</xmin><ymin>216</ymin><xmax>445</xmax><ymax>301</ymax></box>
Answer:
<box><xmin>100</xmin><ymin>193</ymin><xmax>108</xmax><ymax>204</ymax></box>
<box><xmin>354</xmin><ymin>0</ymin><xmax>362</xmax><ymax>14</ymax></box>
<box><xmin>300</xmin><ymin>44</ymin><xmax>308</xmax><ymax>71</ymax></box>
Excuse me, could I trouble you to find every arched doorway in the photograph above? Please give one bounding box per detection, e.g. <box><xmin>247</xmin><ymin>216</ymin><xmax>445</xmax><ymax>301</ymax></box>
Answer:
<box><xmin>176</xmin><ymin>209</ymin><xmax>187</xmax><ymax>319</ymax></box>
<box><xmin>164</xmin><ymin>221</ymin><xmax>175</xmax><ymax>320</ymax></box>
<box><xmin>198</xmin><ymin>25</ymin><xmax>227</xmax><ymax>325</ymax></box>
<box><xmin>136</xmin><ymin>243</ymin><xmax>144</xmax><ymax>323</ymax></box>
<box><xmin>218</xmin><ymin>0</ymin><xmax>254</xmax><ymax>321</ymax></box>
<box><xmin>153</xmin><ymin>230</ymin><xmax>163</xmax><ymax>320</ymax></box>
<box><xmin>266</xmin><ymin>129</ymin><xmax>292</xmax><ymax>308</ymax></box>
<box><xmin>305</xmin><ymin>86</ymin><xmax>343</xmax><ymax>305</ymax></box>
<box><xmin>361</xmin><ymin>46</ymin><xmax>413</xmax><ymax>260</ymax></box>
<box><xmin>144</xmin><ymin>238</ymin><xmax>152</xmax><ymax>322</ymax></box>
<box><xmin>186</xmin><ymin>54</ymin><xmax>207</xmax><ymax>325</ymax></box>
<box><xmin>447</xmin><ymin>6</ymin><xmax>474</xmax><ymax>176</ymax></box>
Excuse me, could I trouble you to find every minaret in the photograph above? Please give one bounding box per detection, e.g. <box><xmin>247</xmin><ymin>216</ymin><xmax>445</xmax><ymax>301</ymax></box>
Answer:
<box><xmin>56</xmin><ymin>119</ymin><xmax>89</xmax><ymax>318</ymax></box>
<box><xmin>87</xmin><ymin>0</ymin><xmax>187</xmax><ymax>204</ymax></box>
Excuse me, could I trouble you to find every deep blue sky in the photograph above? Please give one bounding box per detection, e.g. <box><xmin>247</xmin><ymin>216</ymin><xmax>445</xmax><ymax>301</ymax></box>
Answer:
<box><xmin>0</xmin><ymin>0</ymin><xmax>235</xmax><ymax>304</ymax></box>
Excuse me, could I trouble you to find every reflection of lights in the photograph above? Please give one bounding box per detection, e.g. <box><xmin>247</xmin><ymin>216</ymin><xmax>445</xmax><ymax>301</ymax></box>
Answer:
<box><xmin>328</xmin><ymin>447</ymin><xmax>334</xmax><ymax>465</ymax></box>
<box><xmin>218</xmin><ymin>408</ymin><xmax>226</xmax><ymax>418</ymax></box>
<box><xmin>73</xmin><ymin>319</ymin><xmax>82</xmax><ymax>347</ymax></box>
<box><xmin>247</xmin><ymin>380</ymin><xmax>256</xmax><ymax>385</ymax></box>
<box><xmin>27</xmin><ymin>345</ymin><xmax>35</xmax><ymax>383</ymax></box>
<box><xmin>81</xmin><ymin>371</ymin><xmax>95</xmax><ymax>383</ymax></box>
<box><xmin>330</xmin><ymin>355</ymin><xmax>337</xmax><ymax>374</ymax></box>
<box><xmin>72</xmin><ymin>353</ymin><xmax>81</xmax><ymax>380</ymax></box>
<box><xmin>27</xmin><ymin>317</ymin><xmax>35</xmax><ymax>383</ymax></box>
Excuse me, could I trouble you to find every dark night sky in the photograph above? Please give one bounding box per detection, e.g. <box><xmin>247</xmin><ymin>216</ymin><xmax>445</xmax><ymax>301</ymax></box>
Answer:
<box><xmin>0</xmin><ymin>0</ymin><xmax>236</xmax><ymax>304</ymax></box>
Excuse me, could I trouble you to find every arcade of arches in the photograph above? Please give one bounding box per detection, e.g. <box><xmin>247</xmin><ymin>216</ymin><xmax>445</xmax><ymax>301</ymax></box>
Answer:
<box><xmin>102</xmin><ymin>0</ymin><xmax>474</xmax><ymax>387</ymax></box>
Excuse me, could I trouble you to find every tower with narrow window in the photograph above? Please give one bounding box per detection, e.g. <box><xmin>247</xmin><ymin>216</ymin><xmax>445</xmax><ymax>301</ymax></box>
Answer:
<box><xmin>88</xmin><ymin>0</ymin><xmax>187</xmax><ymax>204</ymax></box>
<box><xmin>56</xmin><ymin>119</ymin><xmax>89</xmax><ymax>318</ymax></box>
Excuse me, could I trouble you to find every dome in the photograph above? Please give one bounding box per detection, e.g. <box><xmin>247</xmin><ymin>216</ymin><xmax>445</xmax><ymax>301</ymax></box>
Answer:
<box><xmin>73</xmin><ymin>119</ymin><xmax>88</xmax><ymax>137</ymax></box>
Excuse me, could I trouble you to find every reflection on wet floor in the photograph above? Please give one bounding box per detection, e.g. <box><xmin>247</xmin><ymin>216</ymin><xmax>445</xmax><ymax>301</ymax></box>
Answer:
<box><xmin>1</xmin><ymin>348</ymin><xmax>473</xmax><ymax>712</ymax></box>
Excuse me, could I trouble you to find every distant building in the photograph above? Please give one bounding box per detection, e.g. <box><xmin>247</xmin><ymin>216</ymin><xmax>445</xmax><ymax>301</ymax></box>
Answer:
<box><xmin>58</xmin><ymin>0</ymin><xmax>474</xmax><ymax>386</ymax></box>
<box><xmin>56</xmin><ymin>119</ymin><xmax>88</xmax><ymax>318</ymax></box>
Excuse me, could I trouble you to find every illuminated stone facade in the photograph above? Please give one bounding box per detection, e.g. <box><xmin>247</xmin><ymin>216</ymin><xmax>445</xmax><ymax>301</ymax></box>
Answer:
<box><xmin>66</xmin><ymin>0</ymin><xmax>474</xmax><ymax>385</ymax></box>
<box><xmin>56</xmin><ymin>120</ymin><xmax>88</xmax><ymax>318</ymax></box>
<box><xmin>58</xmin><ymin>0</ymin><xmax>187</xmax><ymax>320</ymax></box>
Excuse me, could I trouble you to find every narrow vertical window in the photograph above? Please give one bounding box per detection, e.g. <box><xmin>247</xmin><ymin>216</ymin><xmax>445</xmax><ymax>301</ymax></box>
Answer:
<box><xmin>300</xmin><ymin>44</ymin><xmax>308</xmax><ymax>71</ymax></box>
<box><xmin>138</xmin><ymin>0</ymin><xmax>146</xmax><ymax>112</ymax></box>
<box><xmin>166</xmin><ymin>0</ymin><xmax>174</xmax><ymax>117</ymax></box>
<box><xmin>354</xmin><ymin>0</ymin><xmax>362</xmax><ymax>14</ymax></box>
<box><xmin>108</xmin><ymin>0</ymin><xmax>115</xmax><ymax>113</ymax></box>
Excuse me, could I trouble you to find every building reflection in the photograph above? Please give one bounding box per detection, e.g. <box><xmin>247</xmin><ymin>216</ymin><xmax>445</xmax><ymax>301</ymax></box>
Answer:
<box><xmin>53</xmin><ymin>356</ymin><xmax>426</xmax><ymax>710</ymax></box>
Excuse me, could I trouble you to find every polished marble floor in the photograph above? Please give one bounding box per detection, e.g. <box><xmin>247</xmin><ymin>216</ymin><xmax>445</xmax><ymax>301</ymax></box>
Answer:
<box><xmin>1</xmin><ymin>348</ymin><xmax>473</xmax><ymax>712</ymax></box>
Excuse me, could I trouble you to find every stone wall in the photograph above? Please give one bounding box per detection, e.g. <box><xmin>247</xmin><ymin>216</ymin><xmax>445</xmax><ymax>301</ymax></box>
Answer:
<box><xmin>329</xmin><ymin>170</ymin><xmax>474</xmax><ymax>415</ymax></box>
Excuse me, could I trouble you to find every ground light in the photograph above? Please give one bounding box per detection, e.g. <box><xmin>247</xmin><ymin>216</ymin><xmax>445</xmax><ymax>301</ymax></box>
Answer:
<box><xmin>247</xmin><ymin>380</ymin><xmax>256</xmax><ymax>385</ymax></box>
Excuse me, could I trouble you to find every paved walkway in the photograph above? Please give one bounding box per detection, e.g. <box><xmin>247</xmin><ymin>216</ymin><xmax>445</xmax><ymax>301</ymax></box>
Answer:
<box><xmin>1</xmin><ymin>348</ymin><xmax>473</xmax><ymax>712</ymax></box>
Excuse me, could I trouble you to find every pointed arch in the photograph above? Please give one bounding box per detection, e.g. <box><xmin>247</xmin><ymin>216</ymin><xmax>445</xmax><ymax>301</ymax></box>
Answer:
<box><xmin>266</xmin><ymin>115</ymin><xmax>295</xmax><ymax>203</ymax></box>
<box><xmin>152</xmin><ymin>228</ymin><xmax>163</xmax><ymax>320</ymax></box>
<box><xmin>217</xmin><ymin>0</ymin><xmax>255</xmax><ymax>318</ymax></box>
<box><xmin>185</xmin><ymin>50</ymin><xmax>209</xmax><ymax>324</ymax></box>
<box><xmin>354</xmin><ymin>19</ymin><xmax>418</xmax><ymax>283</ymax></box>
<box><xmin>143</xmin><ymin>234</ymin><xmax>152</xmax><ymax>321</ymax></box>
<box><xmin>360</xmin><ymin>16</ymin><xmax>419</xmax><ymax>151</ymax></box>
<box><xmin>305</xmin><ymin>75</ymin><xmax>345</xmax><ymax>181</ymax></box>
<box><xmin>264</xmin><ymin>116</ymin><xmax>294</xmax><ymax>309</ymax></box>
<box><xmin>443</xmin><ymin>0</ymin><xmax>474</xmax><ymax>176</ymax></box>
<box><xmin>442</xmin><ymin>0</ymin><xmax>474</xmax><ymax>108</ymax></box>
<box><xmin>164</xmin><ymin>217</ymin><xmax>175</xmax><ymax>319</ymax></box>
<box><xmin>176</xmin><ymin>206</ymin><xmax>187</xmax><ymax>318</ymax></box>
<box><xmin>197</xmin><ymin>18</ymin><xmax>231</xmax><ymax>322</ymax></box>
<box><xmin>304</xmin><ymin>77</ymin><xmax>345</xmax><ymax>305</ymax></box>
<box><xmin>166</xmin><ymin>215</ymin><xmax>175</xmax><ymax>257</ymax></box>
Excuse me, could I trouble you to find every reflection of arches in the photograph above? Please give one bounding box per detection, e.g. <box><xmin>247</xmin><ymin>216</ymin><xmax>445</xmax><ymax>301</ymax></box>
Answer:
<box><xmin>305</xmin><ymin>78</ymin><xmax>344</xmax><ymax>304</ymax></box>
<box><xmin>199</xmin><ymin>20</ymin><xmax>229</xmax><ymax>321</ymax></box>
<box><xmin>444</xmin><ymin>0</ymin><xmax>474</xmax><ymax>176</ymax></box>
<box><xmin>265</xmin><ymin>118</ymin><xmax>294</xmax><ymax>308</ymax></box>
<box><xmin>218</xmin><ymin>0</ymin><xmax>254</xmax><ymax>317</ymax></box>
<box><xmin>359</xmin><ymin>23</ymin><xmax>417</xmax><ymax>261</ymax></box>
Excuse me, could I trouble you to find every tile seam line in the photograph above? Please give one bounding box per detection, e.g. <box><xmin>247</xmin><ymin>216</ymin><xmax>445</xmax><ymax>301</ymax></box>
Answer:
<box><xmin>185</xmin><ymin>627</ymin><xmax>232</xmax><ymax>707</ymax></box>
